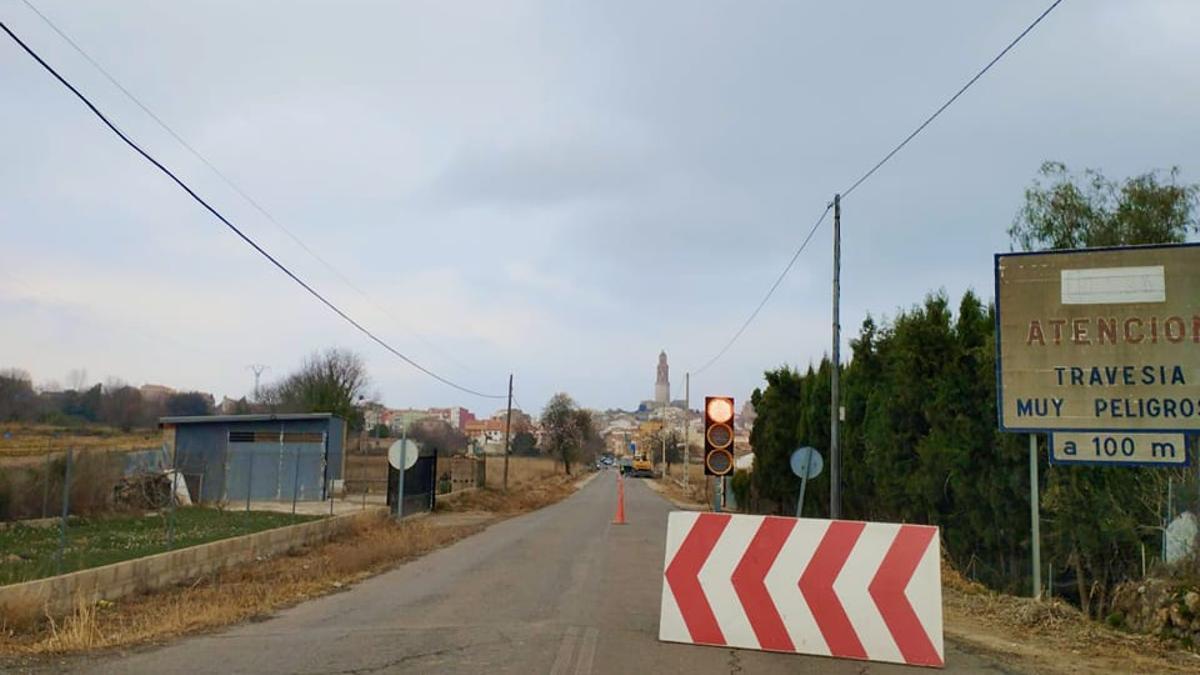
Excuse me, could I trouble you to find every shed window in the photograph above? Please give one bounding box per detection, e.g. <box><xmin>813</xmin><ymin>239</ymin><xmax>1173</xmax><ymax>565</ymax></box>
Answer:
<box><xmin>228</xmin><ymin>431</ymin><xmax>323</xmax><ymax>443</ymax></box>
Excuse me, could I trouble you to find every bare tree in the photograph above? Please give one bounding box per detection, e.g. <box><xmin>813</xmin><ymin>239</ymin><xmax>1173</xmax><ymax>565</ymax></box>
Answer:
<box><xmin>262</xmin><ymin>348</ymin><xmax>369</xmax><ymax>426</ymax></box>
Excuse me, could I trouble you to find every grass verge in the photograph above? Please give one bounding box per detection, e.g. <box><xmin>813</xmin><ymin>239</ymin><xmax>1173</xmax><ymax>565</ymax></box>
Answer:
<box><xmin>0</xmin><ymin>508</ymin><xmax>318</xmax><ymax>585</ymax></box>
<box><xmin>0</xmin><ymin>514</ymin><xmax>483</xmax><ymax>657</ymax></box>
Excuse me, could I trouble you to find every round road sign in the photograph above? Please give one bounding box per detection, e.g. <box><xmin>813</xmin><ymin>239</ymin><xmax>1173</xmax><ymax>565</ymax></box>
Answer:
<box><xmin>388</xmin><ymin>439</ymin><xmax>418</xmax><ymax>471</ymax></box>
<box><xmin>789</xmin><ymin>447</ymin><xmax>823</xmax><ymax>479</ymax></box>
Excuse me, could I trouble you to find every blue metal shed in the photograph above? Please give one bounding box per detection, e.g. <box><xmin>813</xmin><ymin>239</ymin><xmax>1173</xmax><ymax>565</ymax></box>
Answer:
<box><xmin>160</xmin><ymin>413</ymin><xmax>346</xmax><ymax>503</ymax></box>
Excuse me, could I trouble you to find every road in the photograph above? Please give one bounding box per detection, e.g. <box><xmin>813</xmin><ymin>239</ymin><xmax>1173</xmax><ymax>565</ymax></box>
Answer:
<box><xmin>81</xmin><ymin>471</ymin><xmax>1016</xmax><ymax>674</ymax></box>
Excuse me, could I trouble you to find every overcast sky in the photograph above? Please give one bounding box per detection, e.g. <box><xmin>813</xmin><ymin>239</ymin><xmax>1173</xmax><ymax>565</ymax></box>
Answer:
<box><xmin>2</xmin><ymin>1</ymin><xmax>1198</xmax><ymax>415</ymax></box>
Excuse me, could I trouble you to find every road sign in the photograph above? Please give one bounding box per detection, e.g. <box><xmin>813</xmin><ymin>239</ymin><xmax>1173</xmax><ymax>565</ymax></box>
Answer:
<box><xmin>1050</xmin><ymin>431</ymin><xmax>1188</xmax><ymax>466</ymax></box>
<box><xmin>995</xmin><ymin>244</ymin><xmax>1200</xmax><ymax>433</ymax></box>
<box><xmin>388</xmin><ymin>439</ymin><xmax>418</xmax><ymax>471</ymax></box>
<box><xmin>660</xmin><ymin>512</ymin><xmax>943</xmax><ymax>668</ymax></box>
<box><xmin>790</xmin><ymin>447</ymin><xmax>824</xmax><ymax>479</ymax></box>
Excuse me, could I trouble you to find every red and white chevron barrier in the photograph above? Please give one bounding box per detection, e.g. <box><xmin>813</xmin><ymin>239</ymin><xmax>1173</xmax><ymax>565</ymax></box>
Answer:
<box><xmin>659</xmin><ymin>512</ymin><xmax>943</xmax><ymax>668</ymax></box>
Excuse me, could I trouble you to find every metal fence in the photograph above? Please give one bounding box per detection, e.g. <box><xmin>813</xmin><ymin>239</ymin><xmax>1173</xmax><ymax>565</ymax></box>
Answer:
<box><xmin>0</xmin><ymin>444</ymin><xmax>330</xmax><ymax>587</ymax></box>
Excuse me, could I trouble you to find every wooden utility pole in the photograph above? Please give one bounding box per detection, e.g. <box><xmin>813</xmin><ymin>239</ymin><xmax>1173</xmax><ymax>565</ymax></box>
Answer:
<box><xmin>830</xmin><ymin>194</ymin><xmax>842</xmax><ymax>519</ymax></box>
<box><xmin>503</xmin><ymin>373</ymin><xmax>513</xmax><ymax>492</ymax></box>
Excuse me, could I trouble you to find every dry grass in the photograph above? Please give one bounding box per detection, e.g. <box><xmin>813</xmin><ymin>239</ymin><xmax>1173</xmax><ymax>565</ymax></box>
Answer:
<box><xmin>0</xmin><ymin>451</ymin><xmax>125</xmax><ymax>521</ymax></box>
<box><xmin>0</xmin><ymin>424</ymin><xmax>158</xmax><ymax>461</ymax></box>
<box><xmin>0</xmin><ymin>514</ymin><xmax>485</xmax><ymax>656</ymax></box>
<box><xmin>654</xmin><ymin>461</ymin><xmax>711</xmax><ymax>508</ymax></box>
<box><xmin>437</xmin><ymin>473</ymin><xmax>577</xmax><ymax>514</ymax></box>
<box><xmin>483</xmin><ymin>455</ymin><xmax>561</xmax><ymax>489</ymax></box>
<box><xmin>941</xmin><ymin>557</ymin><xmax>1200</xmax><ymax>673</ymax></box>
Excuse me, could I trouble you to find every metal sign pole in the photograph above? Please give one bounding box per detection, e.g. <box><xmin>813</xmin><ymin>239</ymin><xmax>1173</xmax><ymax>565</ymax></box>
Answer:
<box><xmin>1030</xmin><ymin>433</ymin><xmax>1041</xmax><ymax>599</ymax></box>
<box><xmin>396</xmin><ymin>426</ymin><xmax>408</xmax><ymax>519</ymax></box>
<box><xmin>796</xmin><ymin>449</ymin><xmax>815</xmax><ymax>518</ymax></box>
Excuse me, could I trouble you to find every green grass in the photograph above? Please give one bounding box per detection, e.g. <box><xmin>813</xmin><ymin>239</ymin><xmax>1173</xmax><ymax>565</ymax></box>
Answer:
<box><xmin>0</xmin><ymin>508</ymin><xmax>320</xmax><ymax>585</ymax></box>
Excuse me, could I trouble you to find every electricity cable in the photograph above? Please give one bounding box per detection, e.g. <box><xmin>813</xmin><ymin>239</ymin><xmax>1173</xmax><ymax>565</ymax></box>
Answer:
<box><xmin>689</xmin><ymin>0</ymin><xmax>1065</xmax><ymax>374</ymax></box>
<box><xmin>17</xmin><ymin>0</ymin><xmax>476</xmax><ymax>376</ymax></box>
<box><xmin>0</xmin><ymin>20</ymin><xmax>505</xmax><ymax>400</ymax></box>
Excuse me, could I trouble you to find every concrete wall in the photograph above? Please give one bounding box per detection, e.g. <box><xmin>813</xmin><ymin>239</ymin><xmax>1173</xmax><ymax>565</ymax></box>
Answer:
<box><xmin>0</xmin><ymin>508</ymin><xmax>384</xmax><ymax>617</ymax></box>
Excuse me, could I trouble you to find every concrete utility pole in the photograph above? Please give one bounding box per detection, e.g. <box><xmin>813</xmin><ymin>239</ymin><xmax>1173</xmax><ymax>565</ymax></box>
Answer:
<box><xmin>683</xmin><ymin>372</ymin><xmax>690</xmax><ymax>489</ymax></box>
<box><xmin>830</xmin><ymin>194</ymin><xmax>842</xmax><ymax>520</ymax></box>
<box><xmin>503</xmin><ymin>373</ymin><xmax>513</xmax><ymax>492</ymax></box>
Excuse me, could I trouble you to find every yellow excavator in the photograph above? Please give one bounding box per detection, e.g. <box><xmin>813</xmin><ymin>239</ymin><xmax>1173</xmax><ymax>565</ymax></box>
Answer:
<box><xmin>630</xmin><ymin>452</ymin><xmax>654</xmax><ymax>478</ymax></box>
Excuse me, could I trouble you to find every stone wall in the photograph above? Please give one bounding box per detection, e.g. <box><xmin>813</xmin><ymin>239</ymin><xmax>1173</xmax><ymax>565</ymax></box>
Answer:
<box><xmin>1109</xmin><ymin>577</ymin><xmax>1200</xmax><ymax>643</ymax></box>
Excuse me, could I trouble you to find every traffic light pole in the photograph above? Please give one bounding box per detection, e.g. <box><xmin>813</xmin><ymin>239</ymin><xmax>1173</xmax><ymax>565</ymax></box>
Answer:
<box><xmin>830</xmin><ymin>194</ymin><xmax>842</xmax><ymax>520</ymax></box>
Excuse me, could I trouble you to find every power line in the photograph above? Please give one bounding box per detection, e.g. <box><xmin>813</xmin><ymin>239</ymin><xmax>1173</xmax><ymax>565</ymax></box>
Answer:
<box><xmin>0</xmin><ymin>20</ymin><xmax>506</xmax><ymax>400</ymax></box>
<box><xmin>841</xmin><ymin>0</ymin><xmax>1065</xmax><ymax>198</ymax></box>
<box><xmin>692</xmin><ymin>204</ymin><xmax>831</xmax><ymax>376</ymax></box>
<box><xmin>18</xmin><ymin>0</ymin><xmax>476</xmax><ymax>377</ymax></box>
<box><xmin>689</xmin><ymin>0</ymin><xmax>1065</xmax><ymax>375</ymax></box>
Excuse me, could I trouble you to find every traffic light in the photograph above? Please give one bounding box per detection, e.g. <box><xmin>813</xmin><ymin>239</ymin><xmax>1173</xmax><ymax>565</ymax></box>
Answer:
<box><xmin>704</xmin><ymin>396</ymin><xmax>735</xmax><ymax>476</ymax></box>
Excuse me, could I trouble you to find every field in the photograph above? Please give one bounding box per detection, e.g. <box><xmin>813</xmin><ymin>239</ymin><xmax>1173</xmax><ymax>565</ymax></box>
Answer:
<box><xmin>482</xmin><ymin>455</ymin><xmax>561</xmax><ymax>488</ymax></box>
<box><xmin>343</xmin><ymin>453</ymin><xmax>566</xmax><ymax>494</ymax></box>
<box><xmin>0</xmin><ymin>508</ymin><xmax>318</xmax><ymax>586</ymax></box>
<box><xmin>0</xmin><ymin>424</ymin><xmax>158</xmax><ymax>463</ymax></box>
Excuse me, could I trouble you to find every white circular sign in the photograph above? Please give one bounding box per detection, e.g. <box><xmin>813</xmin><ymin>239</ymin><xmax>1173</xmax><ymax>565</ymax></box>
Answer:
<box><xmin>388</xmin><ymin>439</ymin><xmax>418</xmax><ymax>470</ymax></box>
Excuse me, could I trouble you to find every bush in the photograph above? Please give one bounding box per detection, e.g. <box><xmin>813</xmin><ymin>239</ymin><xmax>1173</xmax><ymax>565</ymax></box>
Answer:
<box><xmin>730</xmin><ymin>469</ymin><xmax>751</xmax><ymax>511</ymax></box>
<box><xmin>0</xmin><ymin>451</ymin><xmax>123</xmax><ymax>521</ymax></box>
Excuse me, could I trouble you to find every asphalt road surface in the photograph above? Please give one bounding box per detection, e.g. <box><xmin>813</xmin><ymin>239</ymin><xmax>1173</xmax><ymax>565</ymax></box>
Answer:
<box><xmin>79</xmin><ymin>471</ymin><xmax>1016</xmax><ymax>674</ymax></box>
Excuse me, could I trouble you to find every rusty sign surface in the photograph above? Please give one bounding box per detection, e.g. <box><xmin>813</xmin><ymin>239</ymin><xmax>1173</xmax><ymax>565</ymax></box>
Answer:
<box><xmin>995</xmin><ymin>244</ymin><xmax>1200</xmax><ymax>432</ymax></box>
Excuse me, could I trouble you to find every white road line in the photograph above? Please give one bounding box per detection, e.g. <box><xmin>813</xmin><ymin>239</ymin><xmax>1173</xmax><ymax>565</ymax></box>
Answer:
<box><xmin>573</xmin><ymin>627</ymin><xmax>599</xmax><ymax>675</ymax></box>
<box><xmin>549</xmin><ymin>626</ymin><xmax>580</xmax><ymax>675</ymax></box>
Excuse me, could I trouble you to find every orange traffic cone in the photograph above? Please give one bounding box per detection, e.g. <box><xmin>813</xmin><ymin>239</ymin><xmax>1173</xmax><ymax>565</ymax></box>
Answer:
<box><xmin>612</xmin><ymin>474</ymin><xmax>627</xmax><ymax>525</ymax></box>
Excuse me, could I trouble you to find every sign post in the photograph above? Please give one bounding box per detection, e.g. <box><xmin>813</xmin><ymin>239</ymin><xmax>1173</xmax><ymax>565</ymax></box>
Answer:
<box><xmin>995</xmin><ymin>243</ymin><xmax>1200</xmax><ymax>599</ymax></box>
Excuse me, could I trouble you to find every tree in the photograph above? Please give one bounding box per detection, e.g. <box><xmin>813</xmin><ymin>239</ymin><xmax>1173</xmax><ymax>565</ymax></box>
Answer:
<box><xmin>1008</xmin><ymin>163</ymin><xmax>1196</xmax><ymax>618</ymax></box>
<box><xmin>540</xmin><ymin>393</ymin><xmax>592</xmax><ymax>475</ymax></box>
<box><xmin>645</xmin><ymin>427</ymin><xmax>683</xmax><ymax>472</ymax></box>
<box><xmin>511</xmin><ymin>431</ymin><xmax>538</xmax><ymax>456</ymax></box>
<box><xmin>1009</xmin><ymin>162</ymin><xmax>1198</xmax><ymax>251</ymax></box>
<box><xmin>99</xmin><ymin>382</ymin><xmax>147</xmax><ymax>431</ymax></box>
<box><xmin>262</xmin><ymin>348</ymin><xmax>369</xmax><ymax>426</ymax></box>
<box><xmin>0</xmin><ymin>369</ymin><xmax>37</xmax><ymax>422</ymax></box>
<box><xmin>407</xmin><ymin>419</ymin><xmax>466</xmax><ymax>455</ymax></box>
<box><xmin>60</xmin><ymin>383</ymin><xmax>102</xmax><ymax>422</ymax></box>
<box><xmin>165</xmin><ymin>391</ymin><xmax>213</xmax><ymax>417</ymax></box>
